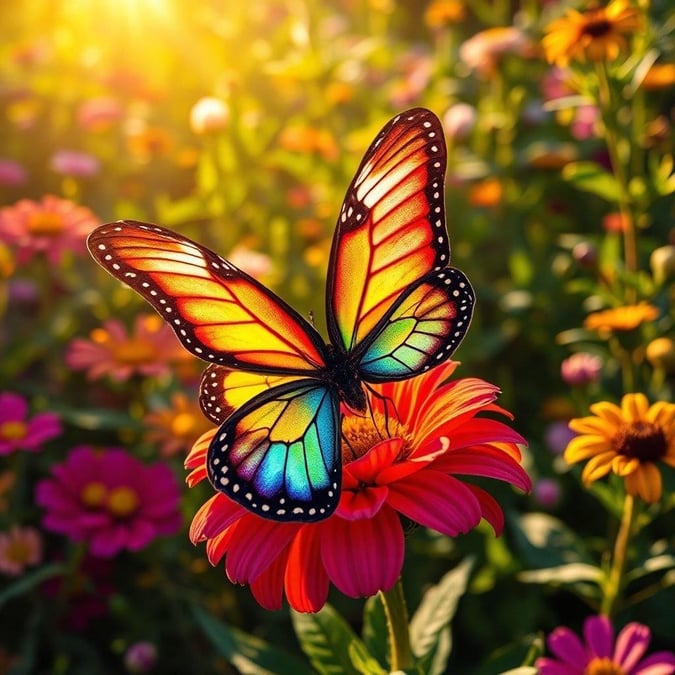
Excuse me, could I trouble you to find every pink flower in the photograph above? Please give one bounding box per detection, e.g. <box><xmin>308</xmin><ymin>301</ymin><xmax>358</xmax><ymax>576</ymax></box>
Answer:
<box><xmin>0</xmin><ymin>392</ymin><xmax>62</xmax><ymax>456</ymax></box>
<box><xmin>561</xmin><ymin>352</ymin><xmax>603</xmax><ymax>386</ymax></box>
<box><xmin>442</xmin><ymin>102</ymin><xmax>477</xmax><ymax>141</ymax></box>
<box><xmin>459</xmin><ymin>27</ymin><xmax>531</xmax><ymax>76</ymax></box>
<box><xmin>532</xmin><ymin>478</ymin><xmax>561</xmax><ymax>509</ymax></box>
<box><xmin>66</xmin><ymin>314</ymin><xmax>180</xmax><ymax>382</ymax></box>
<box><xmin>50</xmin><ymin>150</ymin><xmax>100</xmax><ymax>178</ymax></box>
<box><xmin>0</xmin><ymin>159</ymin><xmax>27</xmax><ymax>187</ymax></box>
<box><xmin>76</xmin><ymin>97</ymin><xmax>123</xmax><ymax>132</ymax></box>
<box><xmin>186</xmin><ymin>361</ymin><xmax>530</xmax><ymax>612</ymax></box>
<box><xmin>0</xmin><ymin>526</ymin><xmax>42</xmax><ymax>575</ymax></box>
<box><xmin>36</xmin><ymin>446</ymin><xmax>182</xmax><ymax>558</ymax></box>
<box><xmin>0</xmin><ymin>195</ymin><xmax>100</xmax><ymax>265</ymax></box>
<box><xmin>536</xmin><ymin>615</ymin><xmax>675</xmax><ymax>675</ymax></box>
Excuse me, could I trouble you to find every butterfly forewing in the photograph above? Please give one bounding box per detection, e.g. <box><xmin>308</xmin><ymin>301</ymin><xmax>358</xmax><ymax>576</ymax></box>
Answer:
<box><xmin>327</xmin><ymin>108</ymin><xmax>451</xmax><ymax>354</ymax></box>
<box><xmin>207</xmin><ymin>380</ymin><xmax>341</xmax><ymax>522</ymax></box>
<box><xmin>87</xmin><ymin>221</ymin><xmax>328</xmax><ymax>374</ymax></box>
<box><xmin>357</xmin><ymin>267</ymin><xmax>474</xmax><ymax>381</ymax></box>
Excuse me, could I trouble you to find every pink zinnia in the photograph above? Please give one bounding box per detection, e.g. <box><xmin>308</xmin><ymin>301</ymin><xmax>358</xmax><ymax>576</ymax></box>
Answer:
<box><xmin>49</xmin><ymin>150</ymin><xmax>100</xmax><ymax>178</ymax></box>
<box><xmin>0</xmin><ymin>195</ymin><xmax>100</xmax><ymax>265</ymax></box>
<box><xmin>66</xmin><ymin>314</ymin><xmax>180</xmax><ymax>382</ymax></box>
<box><xmin>561</xmin><ymin>352</ymin><xmax>603</xmax><ymax>386</ymax></box>
<box><xmin>536</xmin><ymin>614</ymin><xmax>675</xmax><ymax>675</ymax></box>
<box><xmin>36</xmin><ymin>446</ymin><xmax>182</xmax><ymax>558</ymax></box>
<box><xmin>186</xmin><ymin>361</ymin><xmax>530</xmax><ymax>612</ymax></box>
<box><xmin>0</xmin><ymin>392</ymin><xmax>62</xmax><ymax>456</ymax></box>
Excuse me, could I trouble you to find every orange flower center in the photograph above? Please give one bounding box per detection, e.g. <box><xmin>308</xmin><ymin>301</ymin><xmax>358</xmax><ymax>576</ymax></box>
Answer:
<box><xmin>584</xmin><ymin>657</ymin><xmax>625</xmax><ymax>675</ymax></box>
<box><xmin>0</xmin><ymin>420</ymin><xmax>28</xmax><ymax>441</ymax></box>
<box><xmin>27</xmin><ymin>211</ymin><xmax>65</xmax><ymax>236</ymax></box>
<box><xmin>107</xmin><ymin>486</ymin><xmax>140</xmax><ymax>517</ymax></box>
<box><xmin>582</xmin><ymin>18</ymin><xmax>612</xmax><ymax>38</ymax></box>
<box><xmin>81</xmin><ymin>481</ymin><xmax>107</xmax><ymax>507</ymax></box>
<box><xmin>612</xmin><ymin>421</ymin><xmax>667</xmax><ymax>462</ymax></box>
<box><xmin>171</xmin><ymin>412</ymin><xmax>197</xmax><ymax>437</ymax></box>
<box><xmin>340</xmin><ymin>411</ymin><xmax>410</xmax><ymax>463</ymax></box>
<box><xmin>6</xmin><ymin>538</ymin><xmax>33</xmax><ymax>565</ymax></box>
<box><xmin>112</xmin><ymin>338</ymin><xmax>157</xmax><ymax>366</ymax></box>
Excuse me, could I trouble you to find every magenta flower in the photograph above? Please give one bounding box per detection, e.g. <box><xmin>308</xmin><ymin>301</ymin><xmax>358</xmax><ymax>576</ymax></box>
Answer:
<box><xmin>36</xmin><ymin>446</ymin><xmax>182</xmax><ymax>557</ymax></box>
<box><xmin>0</xmin><ymin>159</ymin><xmax>27</xmax><ymax>187</ymax></box>
<box><xmin>536</xmin><ymin>615</ymin><xmax>675</xmax><ymax>675</ymax></box>
<box><xmin>561</xmin><ymin>352</ymin><xmax>603</xmax><ymax>386</ymax></box>
<box><xmin>0</xmin><ymin>392</ymin><xmax>62</xmax><ymax>456</ymax></box>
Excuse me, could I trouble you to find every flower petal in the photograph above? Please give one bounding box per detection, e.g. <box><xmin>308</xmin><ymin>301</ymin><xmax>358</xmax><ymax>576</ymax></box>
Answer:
<box><xmin>581</xmin><ymin>451</ymin><xmax>616</xmax><ymax>484</ymax></box>
<box><xmin>336</xmin><ymin>485</ymin><xmax>388</xmax><ymax>520</ymax></box>
<box><xmin>465</xmin><ymin>484</ymin><xmax>504</xmax><ymax>535</ymax></box>
<box><xmin>534</xmin><ymin>657</ymin><xmax>579</xmax><ymax>675</ymax></box>
<box><xmin>632</xmin><ymin>651</ymin><xmax>675</xmax><ymax>675</ymax></box>
<box><xmin>564</xmin><ymin>436</ymin><xmax>611</xmax><ymax>463</ymax></box>
<box><xmin>583</xmin><ymin>615</ymin><xmax>613</xmax><ymax>658</ymax></box>
<box><xmin>624</xmin><ymin>463</ymin><xmax>662</xmax><ymax>503</ymax></box>
<box><xmin>250</xmin><ymin>549</ymin><xmax>288</xmax><ymax>611</ymax></box>
<box><xmin>547</xmin><ymin>626</ymin><xmax>589</xmax><ymax>667</ymax></box>
<box><xmin>387</xmin><ymin>470</ymin><xmax>481</xmax><ymax>537</ymax></box>
<box><xmin>190</xmin><ymin>493</ymin><xmax>244</xmax><ymax>542</ymax></box>
<box><xmin>613</xmin><ymin>622</ymin><xmax>651</xmax><ymax>671</ymax></box>
<box><xmin>347</xmin><ymin>438</ymin><xmax>403</xmax><ymax>483</ymax></box>
<box><xmin>320</xmin><ymin>505</ymin><xmax>403</xmax><ymax>598</ymax></box>
<box><xmin>285</xmin><ymin>527</ymin><xmax>329</xmax><ymax>613</ymax></box>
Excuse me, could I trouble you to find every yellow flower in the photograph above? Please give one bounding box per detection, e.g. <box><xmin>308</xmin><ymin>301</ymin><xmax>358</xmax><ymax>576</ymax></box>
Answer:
<box><xmin>425</xmin><ymin>0</ymin><xmax>466</xmax><ymax>29</ymax></box>
<box><xmin>543</xmin><ymin>0</ymin><xmax>641</xmax><ymax>67</ymax></box>
<box><xmin>565</xmin><ymin>394</ymin><xmax>675</xmax><ymax>503</ymax></box>
<box><xmin>583</xmin><ymin>303</ymin><xmax>659</xmax><ymax>332</ymax></box>
<box><xmin>641</xmin><ymin>63</ymin><xmax>675</xmax><ymax>90</ymax></box>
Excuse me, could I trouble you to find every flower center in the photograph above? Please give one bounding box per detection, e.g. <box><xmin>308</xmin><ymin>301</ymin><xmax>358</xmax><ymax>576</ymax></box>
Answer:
<box><xmin>112</xmin><ymin>338</ymin><xmax>157</xmax><ymax>366</ymax></box>
<box><xmin>340</xmin><ymin>411</ymin><xmax>410</xmax><ymax>463</ymax></box>
<box><xmin>6</xmin><ymin>539</ymin><xmax>33</xmax><ymax>565</ymax></box>
<box><xmin>612</xmin><ymin>421</ymin><xmax>667</xmax><ymax>462</ymax></box>
<box><xmin>81</xmin><ymin>481</ymin><xmax>108</xmax><ymax>508</ymax></box>
<box><xmin>584</xmin><ymin>657</ymin><xmax>626</xmax><ymax>675</ymax></box>
<box><xmin>0</xmin><ymin>420</ymin><xmax>28</xmax><ymax>441</ymax></box>
<box><xmin>583</xmin><ymin>18</ymin><xmax>612</xmax><ymax>38</ymax></box>
<box><xmin>27</xmin><ymin>211</ymin><xmax>65</xmax><ymax>236</ymax></box>
<box><xmin>171</xmin><ymin>412</ymin><xmax>197</xmax><ymax>437</ymax></box>
<box><xmin>107</xmin><ymin>486</ymin><xmax>139</xmax><ymax>517</ymax></box>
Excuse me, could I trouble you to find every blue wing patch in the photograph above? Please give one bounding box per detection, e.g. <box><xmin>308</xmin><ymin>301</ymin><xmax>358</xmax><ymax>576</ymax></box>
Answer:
<box><xmin>206</xmin><ymin>380</ymin><xmax>341</xmax><ymax>522</ymax></box>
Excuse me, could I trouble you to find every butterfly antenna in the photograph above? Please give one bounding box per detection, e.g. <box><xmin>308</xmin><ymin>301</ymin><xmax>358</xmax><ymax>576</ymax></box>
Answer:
<box><xmin>308</xmin><ymin>310</ymin><xmax>315</xmax><ymax>327</ymax></box>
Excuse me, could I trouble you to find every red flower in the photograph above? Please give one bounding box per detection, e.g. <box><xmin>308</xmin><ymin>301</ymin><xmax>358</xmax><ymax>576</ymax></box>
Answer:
<box><xmin>186</xmin><ymin>362</ymin><xmax>530</xmax><ymax>612</ymax></box>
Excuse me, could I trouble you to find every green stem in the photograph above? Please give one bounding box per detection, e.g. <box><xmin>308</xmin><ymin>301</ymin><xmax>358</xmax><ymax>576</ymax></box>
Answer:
<box><xmin>601</xmin><ymin>492</ymin><xmax>635</xmax><ymax>616</ymax></box>
<box><xmin>594</xmin><ymin>62</ymin><xmax>638</xmax><ymax>288</ymax></box>
<box><xmin>379</xmin><ymin>580</ymin><xmax>414</xmax><ymax>671</ymax></box>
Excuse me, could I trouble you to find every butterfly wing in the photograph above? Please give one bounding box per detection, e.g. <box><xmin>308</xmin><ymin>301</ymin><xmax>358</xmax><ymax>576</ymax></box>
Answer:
<box><xmin>199</xmin><ymin>364</ymin><xmax>305</xmax><ymax>424</ymax></box>
<box><xmin>207</xmin><ymin>379</ymin><xmax>341</xmax><ymax>522</ymax></box>
<box><xmin>357</xmin><ymin>268</ymin><xmax>474</xmax><ymax>381</ymax></box>
<box><xmin>327</xmin><ymin>108</ymin><xmax>452</xmax><ymax>354</ymax></box>
<box><xmin>87</xmin><ymin>221</ymin><xmax>328</xmax><ymax>374</ymax></box>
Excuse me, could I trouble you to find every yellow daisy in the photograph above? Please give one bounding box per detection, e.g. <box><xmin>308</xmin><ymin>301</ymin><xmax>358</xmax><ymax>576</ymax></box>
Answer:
<box><xmin>583</xmin><ymin>302</ymin><xmax>659</xmax><ymax>332</ymax></box>
<box><xmin>565</xmin><ymin>393</ymin><xmax>675</xmax><ymax>503</ymax></box>
<box><xmin>543</xmin><ymin>0</ymin><xmax>642</xmax><ymax>67</ymax></box>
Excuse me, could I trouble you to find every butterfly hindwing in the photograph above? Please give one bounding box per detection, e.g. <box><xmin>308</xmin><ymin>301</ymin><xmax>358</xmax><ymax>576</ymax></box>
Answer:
<box><xmin>199</xmin><ymin>364</ymin><xmax>306</xmax><ymax>425</ymax></box>
<box><xmin>87</xmin><ymin>221</ymin><xmax>328</xmax><ymax>374</ymax></box>
<box><xmin>357</xmin><ymin>267</ymin><xmax>474</xmax><ymax>381</ymax></box>
<box><xmin>207</xmin><ymin>379</ymin><xmax>341</xmax><ymax>522</ymax></box>
<box><xmin>327</xmin><ymin>108</ymin><xmax>451</xmax><ymax>354</ymax></box>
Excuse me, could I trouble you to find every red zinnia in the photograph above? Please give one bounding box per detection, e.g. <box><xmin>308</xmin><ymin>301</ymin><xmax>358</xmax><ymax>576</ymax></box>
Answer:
<box><xmin>186</xmin><ymin>361</ymin><xmax>530</xmax><ymax>612</ymax></box>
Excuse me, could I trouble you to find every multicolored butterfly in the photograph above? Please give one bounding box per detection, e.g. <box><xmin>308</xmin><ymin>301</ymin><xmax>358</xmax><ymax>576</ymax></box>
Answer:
<box><xmin>87</xmin><ymin>107</ymin><xmax>475</xmax><ymax>523</ymax></box>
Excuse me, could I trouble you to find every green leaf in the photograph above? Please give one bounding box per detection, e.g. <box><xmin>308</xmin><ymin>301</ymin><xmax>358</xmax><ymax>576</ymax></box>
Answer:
<box><xmin>409</xmin><ymin>558</ymin><xmax>474</xmax><ymax>674</ymax></box>
<box><xmin>362</xmin><ymin>595</ymin><xmax>389</xmax><ymax>669</ymax></box>
<box><xmin>348</xmin><ymin>640</ymin><xmax>387</xmax><ymax>675</ymax></box>
<box><xmin>292</xmin><ymin>604</ymin><xmax>371</xmax><ymax>675</ymax></box>
<box><xmin>0</xmin><ymin>563</ymin><xmax>65</xmax><ymax>609</ymax></box>
<box><xmin>192</xmin><ymin>605</ymin><xmax>311</xmax><ymax>675</ymax></box>
<box><xmin>518</xmin><ymin>563</ymin><xmax>603</xmax><ymax>585</ymax></box>
<box><xmin>562</xmin><ymin>162</ymin><xmax>621</xmax><ymax>202</ymax></box>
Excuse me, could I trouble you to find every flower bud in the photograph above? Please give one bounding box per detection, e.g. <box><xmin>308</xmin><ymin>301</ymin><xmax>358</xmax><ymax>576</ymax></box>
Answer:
<box><xmin>532</xmin><ymin>478</ymin><xmax>561</xmax><ymax>509</ymax></box>
<box><xmin>650</xmin><ymin>245</ymin><xmax>675</xmax><ymax>284</ymax></box>
<box><xmin>561</xmin><ymin>352</ymin><xmax>602</xmax><ymax>386</ymax></box>
<box><xmin>124</xmin><ymin>642</ymin><xmax>157</xmax><ymax>673</ymax></box>
<box><xmin>189</xmin><ymin>97</ymin><xmax>230</xmax><ymax>135</ymax></box>
<box><xmin>646</xmin><ymin>337</ymin><xmax>675</xmax><ymax>372</ymax></box>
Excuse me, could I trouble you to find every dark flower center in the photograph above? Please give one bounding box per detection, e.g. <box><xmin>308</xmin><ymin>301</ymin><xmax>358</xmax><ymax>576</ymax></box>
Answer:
<box><xmin>613</xmin><ymin>421</ymin><xmax>667</xmax><ymax>462</ymax></box>
<box><xmin>582</xmin><ymin>19</ymin><xmax>612</xmax><ymax>38</ymax></box>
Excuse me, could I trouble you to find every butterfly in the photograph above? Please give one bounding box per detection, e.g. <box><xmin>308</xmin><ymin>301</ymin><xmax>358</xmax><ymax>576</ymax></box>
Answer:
<box><xmin>87</xmin><ymin>108</ymin><xmax>475</xmax><ymax>523</ymax></box>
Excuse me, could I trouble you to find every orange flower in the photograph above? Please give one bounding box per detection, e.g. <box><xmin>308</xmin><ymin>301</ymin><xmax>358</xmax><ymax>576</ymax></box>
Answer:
<box><xmin>144</xmin><ymin>393</ymin><xmax>214</xmax><ymax>457</ymax></box>
<box><xmin>583</xmin><ymin>303</ymin><xmax>659</xmax><ymax>333</ymax></box>
<box><xmin>565</xmin><ymin>394</ymin><xmax>675</xmax><ymax>503</ymax></box>
<box><xmin>641</xmin><ymin>63</ymin><xmax>675</xmax><ymax>90</ymax></box>
<box><xmin>425</xmin><ymin>0</ymin><xmax>466</xmax><ymax>29</ymax></box>
<box><xmin>469</xmin><ymin>178</ymin><xmax>504</xmax><ymax>208</ymax></box>
<box><xmin>543</xmin><ymin>0</ymin><xmax>642</xmax><ymax>67</ymax></box>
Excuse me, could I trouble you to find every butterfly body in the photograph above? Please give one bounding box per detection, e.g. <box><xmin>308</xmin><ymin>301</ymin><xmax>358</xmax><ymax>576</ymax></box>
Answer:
<box><xmin>88</xmin><ymin>108</ymin><xmax>475</xmax><ymax>523</ymax></box>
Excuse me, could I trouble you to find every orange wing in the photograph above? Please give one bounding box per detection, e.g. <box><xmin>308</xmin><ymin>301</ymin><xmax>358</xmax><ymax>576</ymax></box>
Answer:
<box><xmin>87</xmin><ymin>221</ymin><xmax>328</xmax><ymax>374</ymax></box>
<box><xmin>326</xmin><ymin>108</ymin><xmax>450</xmax><ymax>353</ymax></box>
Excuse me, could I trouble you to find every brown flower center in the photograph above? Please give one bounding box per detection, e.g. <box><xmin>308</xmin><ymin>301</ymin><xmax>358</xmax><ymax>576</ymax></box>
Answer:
<box><xmin>0</xmin><ymin>420</ymin><xmax>28</xmax><ymax>441</ymax></box>
<box><xmin>112</xmin><ymin>338</ymin><xmax>157</xmax><ymax>366</ymax></box>
<box><xmin>584</xmin><ymin>657</ymin><xmax>625</xmax><ymax>675</ymax></box>
<box><xmin>27</xmin><ymin>212</ymin><xmax>65</xmax><ymax>236</ymax></box>
<box><xmin>340</xmin><ymin>411</ymin><xmax>410</xmax><ymax>463</ymax></box>
<box><xmin>6</xmin><ymin>538</ymin><xmax>33</xmax><ymax>565</ymax></box>
<box><xmin>107</xmin><ymin>486</ymin><xmax>139</xmax><ymax>517</ymax></box>
<box><xmin>612</xmin><ymin>421</ymin><xmax>667</xmax><ymax>462</ymax></box>
<box><xmin>582</xmin><ymin>19</ymin><xmax>612</xmax><ymax>38</ymax></box>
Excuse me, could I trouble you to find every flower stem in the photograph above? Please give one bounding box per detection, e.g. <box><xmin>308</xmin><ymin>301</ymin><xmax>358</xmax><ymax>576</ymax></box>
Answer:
<box><xmin>601</xmin><ymin>492</ymin><xmax>635</xmax><ymax>616</ymax></box>
<box><xmin>379</xmin><ymin>580</ymin><xmax>414</xmax><ymax>671</ymax></box>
